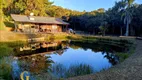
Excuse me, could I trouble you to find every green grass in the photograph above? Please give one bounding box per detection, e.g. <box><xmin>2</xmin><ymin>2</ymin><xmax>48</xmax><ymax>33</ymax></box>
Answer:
<box><xmin>52</xmin><ymin>63</ymin><xmax>94</xmax><ymax>78</ymax></box>
<box><xmin>0</xmin><ymin>41</ymin><xmax>26</xmax><ymax>48</ymax></box>
<box><xmin>116</xmin><ymin>53</ymin><xmax>130</xmax><ymax>62</ymax></box>
<box><xmin>0</xmin><ymin>22</ymin><xmax>5</xmax><ymax>30</ymax></box>
<box><xmin>116</xmin><ymin>43</ymin><xmax>136</xmax><ymax>62</ymax></box>
<box><xmin>0</xmin><ymin>44</ymin><xmax>13</xmax><ymax>59</ymax></box>
<box><xmin>4</xmin><ymin>21</ymin><xmax>15</xmax><ymax>28</ymax></box>
<box><xmin>0</xmin><ymin>58</ymin><xmax>12</xmax><ymax>80</ymax></box>
<box><xmin>0</xmin><ymin>21</ymin><xmax>14</xmax><ymax>30</ymax></box>
<box><xmin>65</xmin><ymin>64</ymin><xmax>94</xmax><ymax>78</ymax></box>
<box><xmin>0</xmin><ymin>41</ymin><xmax>26</xmax><ymax>59</ymax></box>
<box><xmin>44</xmin><ymin>33</ymin><xmax>70</xmax><ymax>41</ymax></box>
<box><xmin>0</xmin><ymin>43</ymin><xmax>14</xmax><ymax>80</ymax></box>
<box><xmin>69</xmin><ymin>35</ymin><xmax>134</xmax><ymax>44</ymax></box>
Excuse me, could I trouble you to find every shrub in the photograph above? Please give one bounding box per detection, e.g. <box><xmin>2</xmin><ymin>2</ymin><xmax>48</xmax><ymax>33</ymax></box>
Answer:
<box><xmin>0</xmin><ymin>58</ymin><xmax>12</xmax><ymax>80</ymax></box>
<box><xmin>51</xmin><ymin>63</ymin><xmax>94</xmax><ymax>78</ymax></box>
<box><xmin>0</xmin><ymin>44</ymin><xmax>13</xmax><ymax>59</ymax></box>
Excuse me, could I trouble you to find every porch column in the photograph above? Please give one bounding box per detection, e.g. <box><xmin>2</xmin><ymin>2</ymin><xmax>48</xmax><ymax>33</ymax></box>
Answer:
<box><xmin>22</xmin><ymin>23</ymin><xmax>25</xmax><ymax>33</ymax></box>
<box><xmin>14</xmin><ymin>21</ymin><xmax>18</xmax><ymax>32</ymax></box>
<box><xmin>66</xmin><ymin>25</ymin><xmax>68</xmax><ymax>32</ymax></box>
<box><xmin>37</xmin><ymin>25</ymin><xmax>40</xmax><ymax>33</ymax></box>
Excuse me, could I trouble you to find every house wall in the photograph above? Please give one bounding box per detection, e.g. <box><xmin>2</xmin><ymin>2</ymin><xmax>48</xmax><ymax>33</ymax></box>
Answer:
<box><xmin>17</xmin><ymin>23</ymin><xmax>38</xmax><ymax>33</ymax></box>
<box><xmin>39</xmin><ymin>24</ymin><xmax>62</xmax><ymax>32</ymax></box>
<box><xmin>16</xmin><ymin>23</ymin><xmax>63</xmax><ymax>33</ymax></box>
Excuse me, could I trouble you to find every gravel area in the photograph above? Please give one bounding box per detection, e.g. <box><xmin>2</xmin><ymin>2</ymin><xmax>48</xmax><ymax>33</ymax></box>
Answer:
<box><xmin>67</xmin><ymin>40</ymin><xmax>142</xmax><ymax>80</ymax></box>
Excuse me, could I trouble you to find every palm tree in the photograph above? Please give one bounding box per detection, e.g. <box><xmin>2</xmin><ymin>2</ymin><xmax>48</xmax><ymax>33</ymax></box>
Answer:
<box><xmin>127</xmin><ymin>0</ymin><xmax>135</xmax><ymax>7</ymax></box>
<box><xmin>122</xmin><ymin>10</ymin><xmax>133</xmax><ymax>36</ymax></box>
<box><xmin>122</xmin><ymin>0</ymin><xmax>134</xmax><ymax>36</ymax></box>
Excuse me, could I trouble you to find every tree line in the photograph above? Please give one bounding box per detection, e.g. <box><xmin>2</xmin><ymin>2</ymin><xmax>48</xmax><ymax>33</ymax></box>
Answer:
<box><xmin>1</xmin><ymin>0</ymin><xmax>142</xmax><ymax>36</ymax></box>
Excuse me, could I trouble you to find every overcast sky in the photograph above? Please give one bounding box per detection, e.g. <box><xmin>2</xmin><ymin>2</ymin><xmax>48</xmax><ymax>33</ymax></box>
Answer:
<box><xmin>50</xmin><ymin>0</ymin><xmax>142</xmax><ymax>11</ymax></box>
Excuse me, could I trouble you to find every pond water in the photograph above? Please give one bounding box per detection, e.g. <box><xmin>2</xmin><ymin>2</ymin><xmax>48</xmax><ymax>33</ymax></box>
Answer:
<box><xmin>10</xmin><ymin>40</ymin><xmax>128</xmax><ymax>79</ymax></box>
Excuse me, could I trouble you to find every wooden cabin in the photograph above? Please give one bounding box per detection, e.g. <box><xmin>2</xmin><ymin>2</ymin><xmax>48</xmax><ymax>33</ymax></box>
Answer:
<box><xmin>11</xmin><ymin>14</ymin><xmax>69</xmax><ymax>33</ymax></box>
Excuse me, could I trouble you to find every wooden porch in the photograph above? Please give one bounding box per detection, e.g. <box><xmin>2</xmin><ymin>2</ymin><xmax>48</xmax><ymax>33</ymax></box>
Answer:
<box><xmin>14</xmin><ymin>22</ymin><xmax>68</xmax><ymax>33</ymax></box>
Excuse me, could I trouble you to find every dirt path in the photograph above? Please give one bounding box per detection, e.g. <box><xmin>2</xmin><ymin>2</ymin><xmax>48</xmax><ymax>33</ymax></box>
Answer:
<box><xmin>67</xmin><ymin>40</ymin><xmax>142</xmax><ymax>80</ymax></box>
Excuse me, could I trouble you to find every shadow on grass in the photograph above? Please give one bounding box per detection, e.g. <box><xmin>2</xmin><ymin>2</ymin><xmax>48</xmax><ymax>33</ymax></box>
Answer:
<box><xmin>4</xmin><ymin>21</ymin><xmax>15</xmax><ymax>28</ymax></box>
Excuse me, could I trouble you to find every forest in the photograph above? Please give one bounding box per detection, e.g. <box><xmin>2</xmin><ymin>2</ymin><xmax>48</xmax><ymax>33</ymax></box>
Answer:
<box><xmin>0</xmin><ymin>0</ymin><xmax>142</xmax><ymax>36</ymax></box>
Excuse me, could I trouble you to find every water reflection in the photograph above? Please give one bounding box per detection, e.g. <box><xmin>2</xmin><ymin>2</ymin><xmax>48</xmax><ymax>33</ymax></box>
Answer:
<box><xmin>14</xmin><ymin>41</ymin><xmax>68</xmax><ymax>56</ymax></box>
<box><xmin>18</xmin><ymin>55</ymin><xmax>53</xmax><ymax>74</ymax></box>
<box><xmin>12</xmin><ymin>40</ymin><xmax>126</xmax><ymax>79</ymax></box>
<box><xmin>103</xmin><ymin>52</ymin><xmax>119</xmax><ymax>65</ymax></box>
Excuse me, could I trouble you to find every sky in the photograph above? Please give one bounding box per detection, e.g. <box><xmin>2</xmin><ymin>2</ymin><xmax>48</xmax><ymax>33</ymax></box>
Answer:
<box><xmin>50</xmin><ymin>0</ymin><xmax>142</xmax><ymax>12</ymax></box>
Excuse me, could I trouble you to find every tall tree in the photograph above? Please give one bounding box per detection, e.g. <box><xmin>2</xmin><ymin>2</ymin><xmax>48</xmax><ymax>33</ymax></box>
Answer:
<box><xmin>4</xmin><ymin>0</ymin><xmax>53</xmax><ymax>16</ymax></box>
<box><xmin>0</xmin><ymin>0</ymin><xmax>13</xmax><ymax>29</ymax></box>
<box><xmin>122</xmin><ymin>0</ymin><xmax>134</xmax><ymax>36</ymax></box>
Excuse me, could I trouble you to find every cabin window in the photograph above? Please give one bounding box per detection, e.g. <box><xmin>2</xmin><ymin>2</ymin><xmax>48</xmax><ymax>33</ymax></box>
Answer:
<box><xmin>35</xmin><ymin>26</ymin><xmax>39</xmax><ymax>29</ymax></box>
<box><xmin>24</xmin><ymin>24</ymin><xmax>30</xmax><ymax>27</ymax></box>
<box><xmin>31</xmin><ymin>26</ymin><xmax>35</xmax><ymax>28</ymax></box>
<box><xmin>52</xmin><ymin>25</ymin><xmax>57</xmax><ymax>29</ymax></box>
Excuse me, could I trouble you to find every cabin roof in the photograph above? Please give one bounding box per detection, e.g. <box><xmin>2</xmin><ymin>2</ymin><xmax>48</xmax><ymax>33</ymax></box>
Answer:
<box><xmin>11</xmin><ymin>14</ymin><xmax>69</xmax><ymax>25</ymax></box>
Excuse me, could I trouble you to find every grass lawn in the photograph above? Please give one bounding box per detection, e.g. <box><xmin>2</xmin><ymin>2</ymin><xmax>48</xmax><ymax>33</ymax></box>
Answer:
<box><xmin>0</xmin><ymin>22</ymin><xmax>5</xmax><ymax>30</ymax></box>
<box><xmin>0</xmin><ymin>21</ymin><xmax>15</xmax><ymax>31</ymax></box>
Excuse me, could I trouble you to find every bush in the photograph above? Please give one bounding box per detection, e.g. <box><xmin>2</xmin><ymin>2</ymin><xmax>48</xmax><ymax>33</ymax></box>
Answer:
<box><xmin>51</xmin><ymin>63</ymin><xmax>94</xmax><ymax>78</ymax></box>
<box><xmin>0</xmin><ymin>58</ymin><xmax>12</xmax><ymax>80</ymax></box>
<box><xmin>65</xmin><ymin>64</ymin><xmax>94</xmax><ymax>78</ymax></box>
<box><xmin>0</xmin><ymin>44</ymin><xmax>13</xmax><ymax>59</ymax></box>
<box><xmin>116</xmin><ymin>53</ymin><xmax>129</xmax><ymax>62</ymax></box>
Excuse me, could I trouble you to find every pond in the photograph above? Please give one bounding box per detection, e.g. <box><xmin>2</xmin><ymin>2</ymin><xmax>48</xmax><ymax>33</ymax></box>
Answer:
<box><xmin>2</xmin><ymin>40</ymin><xmax>131</xmax><ymax>79</ymax></box>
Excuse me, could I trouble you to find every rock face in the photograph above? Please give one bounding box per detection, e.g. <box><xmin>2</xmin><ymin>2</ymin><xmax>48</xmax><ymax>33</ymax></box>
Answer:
<box><xmin>67</xmin><ymin>40</ymin><xmax>142</xmax><ymax>80</ymax></box>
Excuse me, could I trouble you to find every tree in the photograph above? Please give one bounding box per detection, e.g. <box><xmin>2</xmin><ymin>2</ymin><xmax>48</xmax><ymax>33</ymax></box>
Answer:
<box><xmin>1</xmin><ymin>0</ymin><xmax>142</xmax><ymax>36</ymax></box>
<box><xmin>121</xmin><ymin>0</ymin><xmax>134</xmax><ymax>36</ymax></box>
<box><xmin>99</xmin><ymin>21</ymin><xmax>108</xmax><ymax>36</ymax></box>
<box><xmin>4</xmin><ymin>0</ymin><xmax>53</xmax><ymax>16</ymax></box>
<box><xmin>0</xmin><ymin>0</ymin><xmax>13</xmax><ymax>30</ymax></box>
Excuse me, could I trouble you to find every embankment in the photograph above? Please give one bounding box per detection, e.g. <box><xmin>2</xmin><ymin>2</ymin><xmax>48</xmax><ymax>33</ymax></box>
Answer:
<box><xmin>67</xmin><ymin>40</ymin><xmax>142</xmax><ymax>80</ymax></box>
<box><xmin>0</xmin><ymin>31</ymin><xmax>71</xmax><ymax>42</ymax></box>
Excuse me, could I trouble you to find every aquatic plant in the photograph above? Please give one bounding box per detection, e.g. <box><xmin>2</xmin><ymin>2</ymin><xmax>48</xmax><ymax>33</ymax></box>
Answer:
<box><xmin>51</xmin><ymin>63</ymin><xmax>94</xmax><ymax>78</ymax></box>
<box><xmin>0</xmin><ymin>57</ymin><xmax>12</xmax><ymax>80</ymax></box>
<box><xmin>116</xmin><ymin>53</ymin><xmax>129</xmax><ymax>62</ymax></box>
<box><xmin>65</xmin><ymin>64</ymin><xmax>94</xmax><ymax>78</ymax></box>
